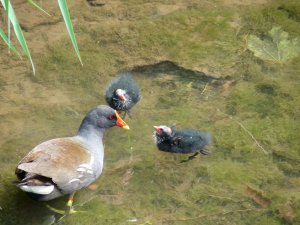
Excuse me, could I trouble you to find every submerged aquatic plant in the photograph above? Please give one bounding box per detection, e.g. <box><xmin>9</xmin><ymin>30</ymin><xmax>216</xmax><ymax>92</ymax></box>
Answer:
<box><xmin>247</xmin><ymin>26</ymin><xmax>300</xmax><ymax>63</ymax></box>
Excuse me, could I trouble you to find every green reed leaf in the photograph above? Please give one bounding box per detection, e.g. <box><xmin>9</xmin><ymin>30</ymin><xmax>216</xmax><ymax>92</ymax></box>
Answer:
<box><xmin>0</xmin><ymin>27</ymin><xmax>21</xmax><ymax>58</ymax></box>
<box><xmin>4</xmin><ymin>0</ymin><xmax>11</xmax><ymax>54</ymax></box>
<box><xmin>1</xmin><ymin>0</ymin><xmax>35</xmax><ymax>74</ymax></box>
<box><xmin>27</xmin><ymin>0</ymin><xmax>51</xmax><ymax>16</ymax></box>
<box><xmin>58</xmin><ymin>0</ymin><xmax>83</xmax><ymax>66</ymax></box>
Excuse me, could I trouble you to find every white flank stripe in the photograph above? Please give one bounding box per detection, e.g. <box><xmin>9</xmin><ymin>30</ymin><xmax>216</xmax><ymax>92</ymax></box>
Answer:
<box><xmin>77</xmin><ymin>168</ymin><xmax>86</xmax><ymax>172</ymax></box>
<box><xmin>68</xmin><ymin>178</ymin><xmax>80</xmax><ymax>184</ymax></box>
<box><xmin>79</xmin><ymin>164</ymin><xmax>92</xmax><ymax>170</ymax></box>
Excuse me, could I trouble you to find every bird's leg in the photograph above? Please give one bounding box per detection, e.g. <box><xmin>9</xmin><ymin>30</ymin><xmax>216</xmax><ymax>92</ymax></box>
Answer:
<box><xmin>45</xmin><ymin>192</ymin><xmax>77</xmax><ymax>215</ymax></box>
<box><xmin>122</xmin><ymin>111</ymin><xmax>127</xmax><ymax>119</ymax></box>
<box><xmin>66</xmin><ymin>192</ymin><xmax>76</xmax><ymax>214</ymax></box>
<box><xmin>117</xmin><ymin>110</ymin><xmax>127</xmax><ymax>119</ymax></box>
<box><xmin>180</xmin><ymin>152</ymin><xmax>200</xmax><ymax>163</ymax></box>
<box><xmin>122</xmin><ymin>110</ymin><xmax>132</xmax><ymax>119</ymax></box>
<box><xmin>200</xmin><ymin>149</ymin><xmax>210</xmax><ymax>155</ymax></box>
<box><xmin>188</xmin><ymin>151</ymin><xmax>200</xmax><ymax>160</ymax></box>
<box><xmin>126</xmin><ymin>110</ymin><xmax>133</xmax><ymax>119</ymax></box>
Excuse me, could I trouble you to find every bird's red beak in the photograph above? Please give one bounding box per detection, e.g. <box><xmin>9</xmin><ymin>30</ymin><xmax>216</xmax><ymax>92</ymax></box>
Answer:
<box><xmin>118</xmin><ymin>95</ymin><xmax>126</xmax><ymax>102</ymax></box>
<box><xmin>153</xmin><ymin>126</ymin><xmax>161</xmax><ymax>134</ymax></box>
<box><xmin>115</xmin><ymin>111</ymin><xmax>130</xmax><ymax>130</ymax></box>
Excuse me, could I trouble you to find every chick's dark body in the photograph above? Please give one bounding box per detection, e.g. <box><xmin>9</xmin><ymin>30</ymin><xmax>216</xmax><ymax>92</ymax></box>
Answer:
<box><xmin>157</xmin><ymin>129</ymin><xmax>210</xmax><ymax>154</ymax></box>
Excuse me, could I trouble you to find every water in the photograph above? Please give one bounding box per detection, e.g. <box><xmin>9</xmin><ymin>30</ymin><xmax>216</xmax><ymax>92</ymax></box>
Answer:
<box><xmin>1</xmin><ymin>1</ymin><xmax>300</xmax><ymax>224</ymax></box>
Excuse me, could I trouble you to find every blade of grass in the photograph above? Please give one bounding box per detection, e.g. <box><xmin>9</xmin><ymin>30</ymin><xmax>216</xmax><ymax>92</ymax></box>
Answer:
<box><xmin>1</xmin><ymin>0</ymin><xmax>35</xmax><ymax>75</ymax></box>
<box><xmin>58</xmin><ymin>0</ymin><xmax>83</xmax><ymax>66</ymax></box>
<box><xmin>0</xmin><ymin>28</ymin><xmax>21</xmax><ymax>58</ymax></box>
<box><xmin>27</xmin><ymin>0</ymin><xmax>51</xmax><ymax>16</ymax></box>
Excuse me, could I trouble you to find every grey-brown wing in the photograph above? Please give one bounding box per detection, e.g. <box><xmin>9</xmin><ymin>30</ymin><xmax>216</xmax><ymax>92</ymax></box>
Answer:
<box><xmin>16</xmin><ymin>138</ymin><xmax>92</xmax><ymax>189</ymax></box>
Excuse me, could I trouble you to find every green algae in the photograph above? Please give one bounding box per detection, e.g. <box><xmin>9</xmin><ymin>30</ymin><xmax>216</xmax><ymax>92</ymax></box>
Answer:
<box><xmin>0</xmin><ymin>0</ymin><xmax>300</xmax><ymax>225</ymax></box>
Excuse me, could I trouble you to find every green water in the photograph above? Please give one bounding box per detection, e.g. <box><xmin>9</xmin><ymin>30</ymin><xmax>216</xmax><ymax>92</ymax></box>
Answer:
<box><xmin>1</xmin><ymin>1</ymin><xmax>300</xmax><ymax>224</ymax></box>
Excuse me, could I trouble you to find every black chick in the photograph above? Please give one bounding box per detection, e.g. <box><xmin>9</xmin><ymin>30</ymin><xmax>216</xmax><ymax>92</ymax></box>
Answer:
<box><xmin>153</xmin><ymin>125</ymin><xmax>211</xmax><ymax>162</ymax></box>
<box><xmin>105</xmin><ymin>73</ymin><xmax>141</xmax><ymax>117</ymax></box>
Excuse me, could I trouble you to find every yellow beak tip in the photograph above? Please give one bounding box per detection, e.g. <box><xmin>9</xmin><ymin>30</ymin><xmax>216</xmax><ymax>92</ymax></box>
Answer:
<box><xmin>123</xmin><ymin>125</ymin><xmax>130</xmax><ymax>130</ymax></box>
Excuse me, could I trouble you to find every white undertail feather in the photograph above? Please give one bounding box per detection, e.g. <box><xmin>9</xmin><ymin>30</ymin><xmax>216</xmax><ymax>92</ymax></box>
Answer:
<box><xmin>19</xmin><ymin>185</ymin><xmax>54</xmax><ymax>195</ymax></box>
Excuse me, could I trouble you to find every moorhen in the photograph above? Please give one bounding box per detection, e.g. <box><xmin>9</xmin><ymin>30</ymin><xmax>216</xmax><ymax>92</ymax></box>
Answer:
<box><xmin>153</xmin><ymin>125</ymin><xmax>211</xmax><ymax>162</ymax></box>
<box><xmin>105</xmin><ymin>73</ymin><xmax>141</xmax><ymax>117</ymax></box>
<box><xmin>15</xmin><ymin>105</ymin><xmax>129</xmax><ymax>213</ymax></box>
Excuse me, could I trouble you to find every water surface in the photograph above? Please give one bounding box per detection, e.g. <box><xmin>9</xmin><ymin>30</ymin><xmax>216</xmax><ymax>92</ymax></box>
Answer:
<box><xmin>0</xmin><ymin>1</ymin><xmax>300</xmax><ymax>224</ymax></box>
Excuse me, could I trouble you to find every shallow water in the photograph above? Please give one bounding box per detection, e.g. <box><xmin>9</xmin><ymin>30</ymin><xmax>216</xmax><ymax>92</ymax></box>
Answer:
<box><xmin>1</xmin><ymin>1</ymin><xmax>300</xmax><ymax>225</ymax></box>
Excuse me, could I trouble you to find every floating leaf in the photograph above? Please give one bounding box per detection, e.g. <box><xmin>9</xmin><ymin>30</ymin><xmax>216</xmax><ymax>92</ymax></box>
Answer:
<box><xmin>247</xmin><ymin>26</ymin><xmax>300</xmax><ymax>63</ymax></box>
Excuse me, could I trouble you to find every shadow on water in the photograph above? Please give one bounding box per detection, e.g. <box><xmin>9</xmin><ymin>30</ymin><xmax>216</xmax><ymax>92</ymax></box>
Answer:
<box><xmin>0</xmin><ymin>182</ymin><xmax>66</xmax><ymax>225</ymax></box>
<box><xmin>130</xmin><ymin>60</ymin><xmax>218</xmax><ymax>83</ymax></box>
<box><xmin>128</xmin><ymin>60</ymin><xmax>233</xmax><ymax>95</ymax></box>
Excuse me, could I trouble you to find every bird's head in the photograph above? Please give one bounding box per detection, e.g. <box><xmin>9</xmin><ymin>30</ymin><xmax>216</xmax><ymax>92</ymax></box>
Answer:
<box><xmin>115</xmin><ymin>89</ymin><xmax>127</xmax><ymax>102</ymax></box>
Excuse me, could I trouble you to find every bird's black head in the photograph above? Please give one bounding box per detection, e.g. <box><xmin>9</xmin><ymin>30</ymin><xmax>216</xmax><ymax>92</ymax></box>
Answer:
<box><xmin>153</xmin><ymin>125</ymin><xmax>174</xmax><ymax>144</ymax></box>
<box><xmin>115</xmin><ymin>89</ymin><xmax>127</xmax><ymax>102</ymax></box>
<box><xmin>112</xmin><ymin>89</ymin><xmax>132</xmax><ymax>110</ymax></box>
<box><xmin>105</xmin><ymin>73</ymin><xmax>141</xmax><ymax>112</ymax></box>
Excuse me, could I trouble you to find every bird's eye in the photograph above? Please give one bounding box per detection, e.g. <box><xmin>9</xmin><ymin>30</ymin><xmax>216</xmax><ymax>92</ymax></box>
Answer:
<box><xmin>107</xmin><ymin>115</ymin><xmax>117</xmax><ymax>120</ymax></box>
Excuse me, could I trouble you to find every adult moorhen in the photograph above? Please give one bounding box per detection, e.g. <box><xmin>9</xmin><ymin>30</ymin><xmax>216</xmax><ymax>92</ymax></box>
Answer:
<box><xmin>105</xmin><ymin>73</ymin><xmax>141</xmax><ymax>117</ymax></box>
<box><xmin>15</xmin><ymin>105</ymin><xmax>129</xmax><ymax>213</ymax></box>
<box><xmin>153</xmin><ymin>125</ymin><xmax>211</xmax><ymax>162</ymax></box>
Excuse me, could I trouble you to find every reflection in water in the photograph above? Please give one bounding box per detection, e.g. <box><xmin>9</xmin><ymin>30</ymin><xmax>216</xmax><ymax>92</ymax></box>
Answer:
<box><xmin>41</xmin><ymin>215</ymin><xmax>55</xmax><ymax>225</ymax></box>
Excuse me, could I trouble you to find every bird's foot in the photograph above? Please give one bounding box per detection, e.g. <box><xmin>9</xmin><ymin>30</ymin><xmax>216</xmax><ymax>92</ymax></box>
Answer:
<box><xmin>66</xmin><ymin>195</ymin><xmax>82</xmax><ymax>214</ymax></box>
<box><xmin>46</xmin><ymin>204</ymin><xmax>68</xmax><ymax>215</ymax></box>
<box><xmin>68</xmin><ymin>207</ymin><xmax>77</xmax><ymax>214</ymax></box>
<box><xmin>46</xmin><ymin>204</ymin><xmax>83</xmax><ymax>215</ymax></box>
<box><xmin>121</xmin><ymin>110</ymin><xmax>132</xmax><ymax>119</ymax></box>
<box><xmin>200</xmin><ymin>149</ymin><xmax>210</xmax><ymax>155</ymax></box>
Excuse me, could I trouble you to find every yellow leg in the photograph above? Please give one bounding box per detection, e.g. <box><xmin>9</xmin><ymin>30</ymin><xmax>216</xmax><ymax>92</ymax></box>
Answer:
<box><xmin>67</xmin><ymin>192</ymin><xmax>77</xmax><ymax>214</ymax></box>
<box><xmin>46</xmin><ymin>192</ymin><xmax>77</xmax><ymax>215</ymax></box>
<box><xmin>46</xmin><ymin>193</ymin><xmax>78</xmax><ymax>224</ymax></box>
